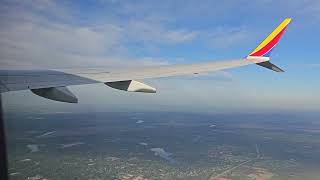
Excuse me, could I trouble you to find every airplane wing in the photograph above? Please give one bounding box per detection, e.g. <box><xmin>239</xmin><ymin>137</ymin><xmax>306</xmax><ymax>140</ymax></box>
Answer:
<box><xmin>0</xmin><ymin>18</ymin><xmax>291</xmax><ymax>103</ymax></box>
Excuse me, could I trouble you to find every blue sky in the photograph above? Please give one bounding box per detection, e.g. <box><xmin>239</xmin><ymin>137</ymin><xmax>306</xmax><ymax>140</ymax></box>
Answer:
<box><xmin>1</xmin><ymin>0</ymin><xmax>320</xmax><ymax>113</ymax></box>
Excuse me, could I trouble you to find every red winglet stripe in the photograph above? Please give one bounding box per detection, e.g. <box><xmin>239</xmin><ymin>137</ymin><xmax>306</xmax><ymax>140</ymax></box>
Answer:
<box><xmin>250</xmin><ymin>26</ymin><xmax>288</xmax><ymax>56</ymax></box>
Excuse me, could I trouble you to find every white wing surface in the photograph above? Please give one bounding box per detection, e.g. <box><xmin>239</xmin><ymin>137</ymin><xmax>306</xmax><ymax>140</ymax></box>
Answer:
<box><xmin>0</xmin><ymin>58</ymin><xmax>263</xmax><ymax>93</ymax></box>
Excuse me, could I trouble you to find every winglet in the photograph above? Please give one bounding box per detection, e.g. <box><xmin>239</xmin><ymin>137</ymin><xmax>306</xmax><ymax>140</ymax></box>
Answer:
<box><xmin>248</xmin><ymin>18</ymin><xmax>291</xmax><ymax>58</ymax></box>
<box><xmin>247</xmin><ymin>18</ymin><xmax>291</xmax><ymax>72</ymax></box>
<box><xmin>256</xmin><ymin>61</ymin><xmax>284</xmax><ymax>72</ymax></box>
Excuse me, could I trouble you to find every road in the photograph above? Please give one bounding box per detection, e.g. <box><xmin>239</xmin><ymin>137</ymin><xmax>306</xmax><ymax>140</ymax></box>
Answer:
<box><xmin>209</xmin><ymin>159</ymin><xmax>255</xmax><ymax>180</ymax></box>
<box><xmin>209</xmin><ymin>144</ymin><xmax>261</xmax><ymax>180</ymax></box>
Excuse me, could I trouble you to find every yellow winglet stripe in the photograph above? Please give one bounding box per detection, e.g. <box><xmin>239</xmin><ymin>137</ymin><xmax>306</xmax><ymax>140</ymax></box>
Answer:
<box><xmin>250</xmin><ymin>18</ymin><xmax>292</xmax><ymax>55</ymax></box>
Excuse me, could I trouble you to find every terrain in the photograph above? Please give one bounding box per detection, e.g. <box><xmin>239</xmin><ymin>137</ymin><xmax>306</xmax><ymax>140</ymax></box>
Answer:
<box><xmin>5</xmin><ymin>111</ymin><xmax>320</xmax><ymax>179</ymax></box>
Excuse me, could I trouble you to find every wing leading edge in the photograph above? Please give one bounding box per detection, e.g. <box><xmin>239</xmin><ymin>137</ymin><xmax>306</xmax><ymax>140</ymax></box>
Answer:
<box><xmin>0</xmin><ymin>18</ymin><xmax>291</xmax><ymax>103</ymax></box>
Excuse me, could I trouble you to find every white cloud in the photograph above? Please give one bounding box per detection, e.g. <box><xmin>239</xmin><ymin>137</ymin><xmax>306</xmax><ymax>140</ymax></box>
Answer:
<box><xmin>0</xmin><ymin>0</ymin><xmax>199</xmax><ymax>69</ymax></box>
<box><xmin>205</xmin><ymin>27</ymin><xmax>255</xmax><ymax>49</ymax></box>
<box><xmin>0</xmin><ymin>21</ymin><xmax>124</xmax><ymax>68</ymax></box>
<box><xmin>290</xmin><ymin>63</ymin><xmax>320</xmax><ymax>69</ymax></box>
<box><xmin>261</xmin><ymin>0</ymin><xmax>320</xmax><ymax>20</ymax></box>
<box><xmin>125</xmin><ymin>20</ymin><xmax>198</xmax><ymax>44</ymax></box>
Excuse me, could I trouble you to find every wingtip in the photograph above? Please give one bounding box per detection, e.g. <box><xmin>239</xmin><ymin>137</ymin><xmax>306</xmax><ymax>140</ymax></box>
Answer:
<box><xmin>284</xmin><ymin>18</ymin><xmax>292</xmax><ymax>24</ymax></box>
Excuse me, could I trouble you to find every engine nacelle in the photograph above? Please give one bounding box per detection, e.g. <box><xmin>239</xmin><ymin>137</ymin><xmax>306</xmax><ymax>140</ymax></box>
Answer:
<box><xmin>105</xmin><ymin>80</ymin><xmax>156</xmax><ymax>93</ymax></box>
<box><xmin>31</xmin><ymin>86</ymin><xmax>78</xmax><ymax>103</ymax></box>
